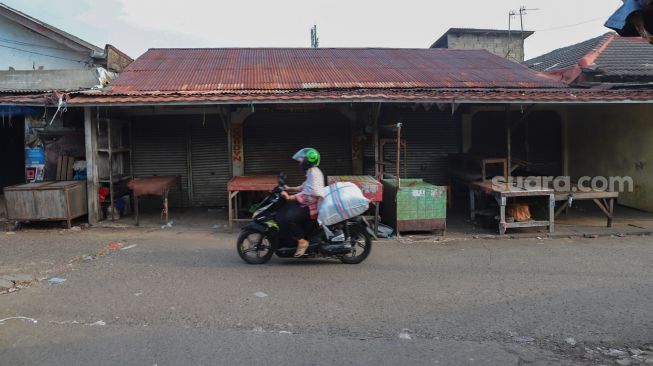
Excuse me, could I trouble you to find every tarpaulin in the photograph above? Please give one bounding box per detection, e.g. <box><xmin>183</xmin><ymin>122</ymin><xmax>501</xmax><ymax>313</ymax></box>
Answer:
<box><xmin>605</xmin><ymin>0</ymin><xmax>653</xmax><ymax>40</ymax></box>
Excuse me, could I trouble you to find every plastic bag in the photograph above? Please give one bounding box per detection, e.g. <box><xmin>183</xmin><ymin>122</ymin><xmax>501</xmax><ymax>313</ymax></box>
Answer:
<box><xmin>318</xmin><ymin>182</ymin><xmax>370</xmax><ymax>226</ymax></box>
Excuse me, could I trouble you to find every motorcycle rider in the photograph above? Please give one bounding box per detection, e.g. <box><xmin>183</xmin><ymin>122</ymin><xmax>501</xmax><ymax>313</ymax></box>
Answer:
<box><xmin>279</xmin><ymin>148</ymin><xmax>325</xmax><ymax>257</ymax></box>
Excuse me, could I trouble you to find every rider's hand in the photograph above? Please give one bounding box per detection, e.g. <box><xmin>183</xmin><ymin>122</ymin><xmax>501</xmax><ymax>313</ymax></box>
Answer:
<box><xmin>280</xmin><ymin>191</ymin><xmax>290</xmax><ymax>200</ymax></box>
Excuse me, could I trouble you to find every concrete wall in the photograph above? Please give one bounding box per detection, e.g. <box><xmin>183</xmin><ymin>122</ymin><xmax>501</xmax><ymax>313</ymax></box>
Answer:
<box><xmin>0</xmin><ymin>69</ymin><xmax>102</xmax><ymax>90</ymax></box>
<box><xmin>447</xmin><ymin>34</ymin><xmax>525</xmax><ymax>63</ymax></box>
<box><xmin>566</xmin><ymin>104</ymin><xmax>653</xmax><ymax>212</ymax></box>
<box><xmin>0</xmin><ymin>17</ymin><xmax>92</xmax><ymax>70</ymax></box>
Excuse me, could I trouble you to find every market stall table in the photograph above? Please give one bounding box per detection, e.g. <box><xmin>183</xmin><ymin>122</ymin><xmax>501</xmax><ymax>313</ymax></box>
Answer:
<box><xmin>468</xmin><ymin>180</ymin><xmax>555</xmax><ymax>235</ymax></box>
<box><xmin>327</xmin><ymin>175</ymin><xmax>383</xmax><ymax>236</ymax></box>
<box><xmin>227</xmin><ymin>175</ymin><xmax>278</xmax><ymax>228</ymax></box>
<box><xmin>552</xmin><ymin>185</ymin><xmax>619</xmax><ymax>227</ymax></box>
<box><xmin>128</xmin><ymin>176</ymin><xmax>180</xmax><ymax>226</ymax></box>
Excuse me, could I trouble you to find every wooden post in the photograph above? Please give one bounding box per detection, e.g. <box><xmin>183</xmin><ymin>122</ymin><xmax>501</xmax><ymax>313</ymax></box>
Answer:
<box><xmin>84</xmin><ymin>107</ymin><xmax>101</xmax><ymax>224</ymax></box>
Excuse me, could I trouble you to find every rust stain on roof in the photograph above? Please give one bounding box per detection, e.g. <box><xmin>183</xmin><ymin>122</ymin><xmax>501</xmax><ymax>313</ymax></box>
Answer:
<box><xmin>108</xmin><ymin>48</ymin><xmax>565</xmax><ymax>93</ymax></box>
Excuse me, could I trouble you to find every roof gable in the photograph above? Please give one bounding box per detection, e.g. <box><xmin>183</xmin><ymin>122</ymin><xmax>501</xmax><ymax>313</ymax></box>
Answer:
<box><xmin>0</xmin><ymin>3</ymin><xmax>103</xmax><ymax>56</ymax></box>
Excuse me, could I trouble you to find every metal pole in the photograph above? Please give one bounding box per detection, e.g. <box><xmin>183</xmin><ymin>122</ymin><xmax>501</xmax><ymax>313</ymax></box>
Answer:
<box><xmin>506</xmin><ymin>106</ymin><xmax>512</xmax><ymax>174</ymax></box>
<box><xmin>396</xmin><ymin>122</ymin><xmax>402</xmax><ymax>188</ymax></box>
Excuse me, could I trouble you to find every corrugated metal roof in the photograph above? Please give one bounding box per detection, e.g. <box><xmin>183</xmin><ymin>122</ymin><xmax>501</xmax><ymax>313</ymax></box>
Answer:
<box><xmin>0</xmin><ymin>92</ymin><xmax>58</xmax><ymax>105</ymax></box>
<box><xmin>69</xmin><ymin>88</ymin><xmax>653</xmax><ymax>106</ymax></box>
<box><xmin>109</xmin><ymin>48</ymin><xmax>565</xmax><ymax>93</ymax></box>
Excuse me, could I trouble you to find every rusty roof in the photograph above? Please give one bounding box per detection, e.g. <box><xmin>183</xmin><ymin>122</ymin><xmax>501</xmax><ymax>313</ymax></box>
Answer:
<box><xmin>108</xmin><ymin>48</ymin><xmax>565</xmax><ymax>93</ymax></box>
<box><xmin>69</xmin><ymin>88</ymin><xmax>653</xmax><ymax>106</ymax></box>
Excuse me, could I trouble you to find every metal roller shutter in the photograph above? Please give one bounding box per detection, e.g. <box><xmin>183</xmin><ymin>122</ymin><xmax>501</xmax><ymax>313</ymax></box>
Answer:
<box><xmin>189</xmin><ymin>118</ymin><xmax>230</xmax><ymax>206</ymax></box>
<box><xmin>132</xmin><ymin>116</ymin><xmax>189</xmax><ymax>207</ymax></box>
<box><xmin>379</xmin><ymin>109</ymin><xmax>461</xmax><ymax>185</ymax></box>
<box><xmin>244</xmin><ymin>110</ymin><xmax>353</xmax><ymax>185</ymax></box>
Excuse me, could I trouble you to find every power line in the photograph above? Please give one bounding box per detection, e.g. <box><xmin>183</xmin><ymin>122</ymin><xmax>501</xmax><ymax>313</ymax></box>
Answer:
<box><xmin>0</xmin><ymin>43</ymin><xmax>89</xmax><ymax>64</ymax></box>
<box><xmin>0</xmin><ymin>37</ymin><xmax>69</xmax><ymax>51</ymax></box>
<box><xmin>536</xmin><ymin>17</ymin><xmax>605</xmax><ymax>32</ymax></box>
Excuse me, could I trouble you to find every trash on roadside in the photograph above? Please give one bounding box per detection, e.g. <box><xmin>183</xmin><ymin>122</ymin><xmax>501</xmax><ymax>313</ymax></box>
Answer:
<box><xmin>254</xmin><ymin>292</ymin><xmax>268</xmax><ymax>298</ymax></box>
<box><xmin>512</xmin><ymin>335</ymin><xmax>534</xmax><ymax>343</ymax></box>
<box><xmin>0</xmin><ymin>316</ymin><xmax>37</xmax><ymax>324</ymax></box>
<box><xmin>5</xmin><ymin>232</ymin><xmax>16</xmax><ymax>235</ymax></box>
<box><xmin>565</xmin><ymin>337</ymin><xmax>577</xmax><ymax>346</ymax></box>
<box><xmin>70</xmin><ymin>226</ymin><xmax>81</xmax><ymax>231</ymax></box>
<box><xmin>376</xmin><ymin>223</ymin><xmax>395</xmax><ymax>238</ymax></box>
<box><xmin>47</xmin><ymin>277</ymin><xmax>66</xmax><ymax>286</ymax></box>
<box><xmin>161</xmin><ymin>220</ymin><xmax>175</xmax><ymax>229</ymax></box>
<box><xmin>106</xmin><ymin>242</ymin><xmax>124</xmax><ymax>250</ymax></box>
<box><xmin>89</xmin><ymin>320</ymin><xmax>106</xmax><ymax>326</ymax></box>
<box><xmin>120</xmin><ymin>244</ymin><xmax>137</xmax><ymax>250</ymax></box>
<box><xmin>398</xmin><ymin>329</ymin><xmax>413</xmax><ymax>340</ymax></box>
<box><xmin>279</xmin><ymin>331</ymin><xmax>292</xmax><ymax>335</ymax></box>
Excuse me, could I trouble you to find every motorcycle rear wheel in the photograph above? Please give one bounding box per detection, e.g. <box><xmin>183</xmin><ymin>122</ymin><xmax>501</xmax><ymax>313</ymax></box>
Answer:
<box><xmin>237</xmin><ymin>230</ymin><xmax>274</xmax><ymax>264</ymax></box>
<box><xmin>339</xmin><ymin>225</ymin><xmax>372</xmax><ymax>264</ymax></box>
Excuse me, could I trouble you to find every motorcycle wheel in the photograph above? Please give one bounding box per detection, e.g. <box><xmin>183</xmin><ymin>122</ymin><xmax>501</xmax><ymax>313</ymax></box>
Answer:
<box><xmin>339</xmin><ymin>225</ymin><xmax>372</xmax><ymax>264</ymax></box>
<box><xmin>237</xmin><ymin>230</ymin><xmax>274</xmax><ymax>264</ymax></box>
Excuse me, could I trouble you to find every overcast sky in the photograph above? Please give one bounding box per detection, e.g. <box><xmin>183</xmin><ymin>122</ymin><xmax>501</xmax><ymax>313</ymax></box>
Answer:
<box><xmin>3</xmin><ymin>0</ymin><xmax>623</xmax><ymax>60</ymax></box>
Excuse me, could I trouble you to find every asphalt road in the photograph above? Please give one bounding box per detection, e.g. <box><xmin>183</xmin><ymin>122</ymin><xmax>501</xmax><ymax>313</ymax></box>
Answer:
<box><xmin>1</xmin><ymin>229</ymin><xmax>652</xmax><ymax>365</ymax></box>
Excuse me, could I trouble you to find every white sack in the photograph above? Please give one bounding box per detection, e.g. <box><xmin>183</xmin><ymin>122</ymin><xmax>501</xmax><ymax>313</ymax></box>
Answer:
<box><xmin>318</xmin><ymin>182</ymin><xmax>370</xmax><ymax>226</ymax></box>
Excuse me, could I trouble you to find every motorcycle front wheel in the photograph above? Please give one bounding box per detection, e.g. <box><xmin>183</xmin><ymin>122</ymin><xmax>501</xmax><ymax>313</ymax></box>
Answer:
<box><xmin>237</xmin><ymin>230</ymin><xmax>274</xmax><ymax>264</ymax></box>
<box><xmin>339</xmin><ymin>225</ymin><xmax>372</xmax><ymax>264</ymax></box>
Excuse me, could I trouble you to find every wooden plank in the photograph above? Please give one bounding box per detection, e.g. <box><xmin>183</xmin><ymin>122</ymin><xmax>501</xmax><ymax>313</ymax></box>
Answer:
<box><xmin>56</xmin><ymin>155</ymin><xmax>64</xmax><ymax>181</ymax></box>
<box><xmin>66</xmin><ymin>156</ymin><xmax>75</xmax><ymax>180</ymax></box>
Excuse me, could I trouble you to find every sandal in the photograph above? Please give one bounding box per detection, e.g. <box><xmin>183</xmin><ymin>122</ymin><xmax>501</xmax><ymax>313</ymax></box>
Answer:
<box><xmin>293</xmin><ymin>239</ymin><xmax>309</xmax><ymax>257</ymax></box>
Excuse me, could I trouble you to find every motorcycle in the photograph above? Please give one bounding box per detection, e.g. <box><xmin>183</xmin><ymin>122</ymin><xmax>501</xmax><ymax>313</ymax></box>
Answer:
<box><xmin>236</xmin><ymin>174</ymin><xmax>373</xmax><ymax>265</ymax></box>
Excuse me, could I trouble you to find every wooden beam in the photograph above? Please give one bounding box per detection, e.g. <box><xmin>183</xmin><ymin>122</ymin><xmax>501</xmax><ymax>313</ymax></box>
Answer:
<box><xmin>84</xmin><ymin>107</ymin><xmax>101</xmax><ymax>224</ymax></box>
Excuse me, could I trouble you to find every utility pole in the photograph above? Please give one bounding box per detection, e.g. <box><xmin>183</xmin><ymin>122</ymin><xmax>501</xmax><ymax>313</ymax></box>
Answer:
<box><xmin>310</xmin><ymin>25</ymin><xmax>319</xmax><ymax>48</ymax></box>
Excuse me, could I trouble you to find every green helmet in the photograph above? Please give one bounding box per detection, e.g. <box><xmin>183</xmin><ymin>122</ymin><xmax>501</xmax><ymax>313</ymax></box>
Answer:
<box><xmin>293</xmin><ymin>147</ymin><xmax>321</xmax><ymax>168</ymax></box>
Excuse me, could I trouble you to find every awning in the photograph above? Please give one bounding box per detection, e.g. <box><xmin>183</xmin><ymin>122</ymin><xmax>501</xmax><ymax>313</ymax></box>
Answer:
<box><xmin>68</xmin><ymin>88</ymin><xmax>653</xmax><ymax>106</ymax></box>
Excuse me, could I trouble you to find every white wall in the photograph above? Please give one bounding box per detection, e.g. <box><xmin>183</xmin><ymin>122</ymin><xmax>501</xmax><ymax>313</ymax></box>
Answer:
<box><xmin>0</xmin><ymin>17</ymin><xmax>93</xmax><ymax>70</ymax></box>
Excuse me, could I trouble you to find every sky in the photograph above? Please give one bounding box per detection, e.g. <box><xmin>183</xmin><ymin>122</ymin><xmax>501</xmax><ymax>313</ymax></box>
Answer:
<box><xmin>3</xmin><ymin>0</ymin><xmax>624</xmax><ymax>60</ymax></box>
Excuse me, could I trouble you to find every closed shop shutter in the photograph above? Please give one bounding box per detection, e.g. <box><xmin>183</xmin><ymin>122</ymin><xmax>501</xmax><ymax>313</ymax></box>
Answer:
<box><xmin>132</xmin><ymin>116</ymin><xmax>189</xmax><ymax>207</ymax></box>
<box><xmin>244</xmin><ymin>110</ymin><xmax>352</xmax><ymax>185</ymax></box>
<box><xmin>189</xmin><ymin>118</ymin><xmax>230</xmax><ymax>206</ymax></box>
<box><xmin>374</xmin><ymin>108</ymin><xmax>461</xmax><ymax>185</ymax></box>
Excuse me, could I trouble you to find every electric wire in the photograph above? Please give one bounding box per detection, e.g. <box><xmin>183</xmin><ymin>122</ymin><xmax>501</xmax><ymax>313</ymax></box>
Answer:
<box><xmin>0</xmin><ymin>37</ymin><xmax>68</xmax><ymax>50</ymax></box>
<box><xmin>0</xmin><ymin>43</ymin><xmax>89</xmax><ymax>63</ymax></box>
<box><xmin>536</xmin><ymin>17</ymin><xmax>606</xmax><ymax>32</ymax></box>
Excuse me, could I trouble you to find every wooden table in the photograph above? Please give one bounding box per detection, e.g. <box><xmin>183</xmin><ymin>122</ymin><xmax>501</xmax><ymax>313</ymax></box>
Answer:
<box><xmin>553</xmin><ymin>186</ymin><xmax>619</xmax><ymax>227</ymax></box>
<box><xmin>128</xmin><ymin>176</ymin><xmax>180</xmax><ymax>226</ymax></box>
<box><xmin>327</xmin><ymin>175</ymin><xmax>383</xmax><ymax>236</ymax></box>
<box><xmin>468</xmin><ymin>180</ymin><xmax>555</xmax><ymax>235</ymax></box>
<box><xmin>227</xmin><ymin>176</ymin><xmax>278</xmax><ymax>228</ymax></box>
